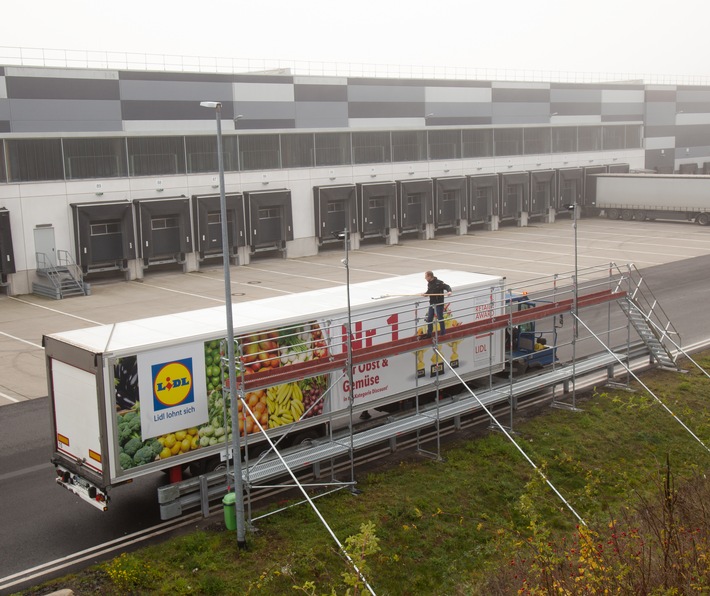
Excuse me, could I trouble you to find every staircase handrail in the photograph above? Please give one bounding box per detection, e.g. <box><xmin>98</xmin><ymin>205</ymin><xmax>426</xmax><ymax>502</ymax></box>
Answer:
<box><xmin>612</xmin><ymin>262</ymin><xmax>681</xmax><ymax>351</ymax></box>
<box><xmin>35</xmin><ymin>251</ymin><xmax>62</xmax><ymax>293</ymax></box>
<box><xmin>56</xmin><ymin>250</ymin><xmax>85</xmax><ymax>291</ymax></box>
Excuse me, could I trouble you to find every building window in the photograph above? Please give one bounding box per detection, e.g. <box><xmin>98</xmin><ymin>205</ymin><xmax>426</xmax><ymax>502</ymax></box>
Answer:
<box><xmin>392</xmin><ymin>131</ymin><xmax>426</xmax><ymax>162</ymax></box>
<box><xmin>281</xmin><ymin>133</ymin><xmax>315</xmax><ymax>168</ymax></box>
<box><xmin>495</xmin><ymin>128</ymin><xmax>523</xmax><ymax>156</ymax></box>
<box><xmin>462</xmin><ymin>129</ymin><xmax>494</xmax><ymax>158</ymax></box>
<box><xmin>523</xmin><ymin>128</ymin><xmax>551</xmax><ymax>154</ymax></box>
<box><xmin>552</xmin><ymin>127</ymin><xmax>577</xmax><ymax>153</ymax></box>
<box><xmin>127</xmin><ymin>137</ymin><xmax>186</xmax><ymax>176</ymax></box>
<box><xmin>578</xmin><ymin>126</ymin><xmax>602</xmax><ymax>151</ymax></box>
<box><xmin>625</xmin><ymin>125</ymin><xmax>642</xmax><ymax>149</ymax></box>
<box><xmin>151</xmin><ymin>217</ymin><xmax>179</xmax><ymax>230</ymax></box>
<box><xmin>90</xmin><ymin>221</ymin><xmax>122</xmax><ymax>236</ymax></box>
<box><xmin>0</xmin><ymin>142</ymin><xmax>6</xmax><ymax>183</ymax></box>
<box><xmin>63</xmin><ymin>138</ymin><xmax>127</xmax><ymax>179</ymax></box>
<box><xmin>602</xmin><ymin>126</ymin><xmax>625</xmax><ymax>150</ymax></box>
<box><xmin>7</xmin><ymin>139</ymin><xmax>64</xmax><ymax>182</ymax></box>
<box><xmin>428</xmin><ymin>129</ymin><xmax>461</xmax><ymax>160</ymax></box>
<box><xmin>314</xmin><ymin>132</ymin><xmax>351</xmax><ymax>166</ymax></box>
<box><xmin>239</xmin><ymin>134</ymin><xmax>281</xmax><ymax>171</ymax></box>
<box><xmin>352</xmin><ymin>131</ymin><xmax>391</xmax><ymax>164</ymax></box>
<box><xmin>186</xmin><ymin>135</ymin><xmax>239</xmax><ymax>173</ymax></box>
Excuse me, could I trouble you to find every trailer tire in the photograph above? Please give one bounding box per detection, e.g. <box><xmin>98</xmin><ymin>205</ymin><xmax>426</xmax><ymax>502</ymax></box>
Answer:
<box><xmin>635</xmin><ymin>210</ymin><xmax>647</xmax><ymax>221</ymax></box>
<box><xmin>621</xmin><ymin>209</ymin><xmax>634</xmax><ymax>221</ymax></box>
<box><xmin>698</xmin><ymin>213</ymin><xmax>710</xmax><ymax>226</ymax></box>
<box><xmin>607</xmin><ymin>208</ymin><xmax>620</xmax><ymax>220</ymax></box>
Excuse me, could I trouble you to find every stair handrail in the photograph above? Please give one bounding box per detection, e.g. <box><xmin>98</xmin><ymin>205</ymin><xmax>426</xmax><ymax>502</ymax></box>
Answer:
<box><xmin>56</xmin><ymin>250</ymin><xmax>86</xmax><ymax>294</ymax></box>
<box><xmin>612</xmin><ymin>262</ymin><xmax>681</xmax><ymax>352</ymax></box>
<box><xmin>35</xmin><ymin>251</ymin><xmax>62</xmax><ymax>293</ymax></box>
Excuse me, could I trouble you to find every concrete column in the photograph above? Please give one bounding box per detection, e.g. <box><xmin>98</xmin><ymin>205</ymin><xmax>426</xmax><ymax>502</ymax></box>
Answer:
<box><xmin>457</xmin><ymin>219</ymin><xmax>468</xmax><ymax>235</ymax></box>
<box><xmin>237</xmin><ymin>246</ymin><xmax>251</xmax><ymax>266</ymax></box>
<box><xmin>518</xmin><ymin>212</ymin><xmax>529</xmax><ymax>227</ymax></box>
<box><xmin>386</xmin><ymin>228</ymin><xmax>399</xmax><ymax>245</ymax></box>
<box><xmin>486</xmin><ymin>215</ymin><xmax>500</xmax><ymax>231</ymax></box>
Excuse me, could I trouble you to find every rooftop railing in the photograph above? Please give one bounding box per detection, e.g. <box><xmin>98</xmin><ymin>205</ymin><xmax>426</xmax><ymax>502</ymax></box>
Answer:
<box><xmin>1</xmin><ymin>46</ymin><xmax>709</xmax><ymax>86</ymax></box>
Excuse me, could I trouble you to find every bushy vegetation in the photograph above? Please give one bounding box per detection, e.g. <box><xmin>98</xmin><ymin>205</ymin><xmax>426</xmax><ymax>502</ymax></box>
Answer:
<box><xmin>19</xmin><ymin>352</ymin><xmax>710</xmax><ymax>595</ymax></box>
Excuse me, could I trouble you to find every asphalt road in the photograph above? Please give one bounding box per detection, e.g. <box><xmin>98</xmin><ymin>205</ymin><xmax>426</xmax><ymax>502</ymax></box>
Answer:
<box><xmin>1</xmin><ymin>219</ymin><xmax>709</xmax><ymax>593</ymax></box>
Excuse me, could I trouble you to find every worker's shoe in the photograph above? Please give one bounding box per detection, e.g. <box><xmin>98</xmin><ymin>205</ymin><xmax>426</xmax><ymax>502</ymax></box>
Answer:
<box><xmin>418</xmin><ymin>334</ymin><xmax>431</xmax><ymax>340</ymax></box>
<box><xmin>360</xmin><ymin>410</ymin><xmax>372</xmax><ymax>420</ymax></box>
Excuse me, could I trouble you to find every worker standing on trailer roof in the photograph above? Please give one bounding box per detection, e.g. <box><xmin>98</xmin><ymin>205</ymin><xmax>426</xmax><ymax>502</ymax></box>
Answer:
<box><xmin>420</xmin><ymin>271</ymin><xmax>452</xmax><ymax>339</ymax></box>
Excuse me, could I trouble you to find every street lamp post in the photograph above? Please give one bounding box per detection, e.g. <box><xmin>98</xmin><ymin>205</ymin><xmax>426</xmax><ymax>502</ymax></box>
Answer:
<box><xmin>200</xmin><ymin>100</ymin><xmax>247</xmax><ymax>549</ymax></box>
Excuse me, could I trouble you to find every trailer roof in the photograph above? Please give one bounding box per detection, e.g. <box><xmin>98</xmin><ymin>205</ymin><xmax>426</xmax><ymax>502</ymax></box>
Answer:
<box><xmin>44</xmin><ymin>270</ymin><xmax>503</xmax><ymax>355</ymax></box>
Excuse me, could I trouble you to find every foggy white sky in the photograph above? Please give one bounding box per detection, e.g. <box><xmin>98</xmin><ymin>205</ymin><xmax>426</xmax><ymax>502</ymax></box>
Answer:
<box><xmin>2</xmin><ymin>0</ymin><xmax>708</xmax><ymax>77</ymax></box>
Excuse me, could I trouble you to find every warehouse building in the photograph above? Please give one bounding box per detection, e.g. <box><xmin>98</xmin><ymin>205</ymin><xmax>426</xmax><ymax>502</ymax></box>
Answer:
<box><xmin>0</xmin><ymin>57</ymin><xmax>706</xmax><ymax>296</ymax></box>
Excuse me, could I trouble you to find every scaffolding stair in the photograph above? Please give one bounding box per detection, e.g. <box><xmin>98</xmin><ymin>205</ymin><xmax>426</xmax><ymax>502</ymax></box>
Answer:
<box><xmin>614</xmin><ymin>263</ymin><xmax>680</xmax><ymax>371</ymax></box>
<box><xmin>619</xmin><ymin>300</ymin><xmax>676</xmax><ymax>369</ymax></box>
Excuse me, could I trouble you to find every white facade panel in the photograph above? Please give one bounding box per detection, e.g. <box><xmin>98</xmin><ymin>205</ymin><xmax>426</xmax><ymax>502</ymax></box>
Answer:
<box><xmin>425</xmin><ymin>86</ymin><xmax>492</xmax><ymax>103</ymax></box>
<box><xmin>601</xmin><ymin>89</ymin><xmax>645</xmax><ymax>103</ymax></box>
<box><xmin>644</xmin><ymin>136</ymin><xmax>675</xmax><ymax>150</ymax></box>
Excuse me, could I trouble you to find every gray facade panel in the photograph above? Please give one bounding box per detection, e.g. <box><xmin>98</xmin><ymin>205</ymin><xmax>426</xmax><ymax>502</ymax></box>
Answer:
<box><xmin>294</xmin><ymin>84</ymin><xmax>348</xmax><ymax>102</ymax></box>
<box><xmin>0</xmin><ymin>100</ymin><xmax>9</xmax><ymax>120</ymax></box>
<box><xmin>234</xmin><ymin>101</ymin><xmax>296</xmax><ymax>120</ymax></box>
<box><xmin>119</xmin><ymin>79</ymin><xmax>234</xmax><ymax>101</ymax></box>
<box><xmin>491</xmin><ymin>114</ymin><xmax>550</xmax><ymax>125</ymax></box>
<box><xmin>119</xmin><ymin>70</ymin><xmax>235</xmax><ymax>83</ymax></box>
<box><xmin>677</xmin><ymin>101</ymin><xmax>710</xmax><ymax>113</ymax></box>
<box><xmin>121</xmin><ymin>99</ymin><xmax>234</xmax><ymax>120</ymax></box>
<box><xmin>601</xmin><ymin>114</ymin><xmax>643</xmax><ymax>122</ymax></box>
<box><xmin>6</xmin><ymin>76</ymin><xmax>120</xmax><ymax>100</ymax></box>
<box><xmin>235</xmin><ymin>119</ymin><xmax>295</xmax><ymax>129</ymax></box>
<box><xmin>675</xmin><ymin>124</ymin><xmax>710</xmax><ymax>147</ymax></box>
<box><xmin>677</xmin><ymin>90</ymin><xmax>710</xmax><ymax>102</ymax></box>
<box><xmin>550</xmin><ymin>102</ymin><xmax>601</xmax><ymax>115</ymax></box>
<box><xmin>10</xmin><ymin>98</ymin><xmax>122</xmax><ymax>122</ymax></box>
<box><xmin>646</xmin><ymin>89</ymin><xmax>677</xmax><ymax>102</ymax></box>
<box><xmin>492</xmin><ymin>88</ymin><xmax>550</xmax><ymax>102</ymax></box>
<box><xmin>426</xmin><ymin>101</ymin><xmax>492</xmax><ymax>117</ymax></box>
<box><xmin>12</xmin><ymin>119</ymin><xmax>123</xmax><ymax>132</ymax></box>
<box><xmin>0</xmin><ymin>120</ymin><xmax>9</xmax><ymax>132</ymax></box>
<box><xmin>348</xmin><ymin>101</ymin><xmax>423</xmax><ymax>118</ymax></box>
<box><xmin>233</xmin><ymin>74</ymin><xmax>294</xmax><ymax>84</ymax></box>
<box><xmin>645</xmin><ymin>102</ymin><xmax>676</xmax><ymax>126</ymax></box>
<box><xmin>295</xmin><ymin>102</ymin><xmax>348</xmax><ymax>127</ymax></box>
<box><xmin>645</xmin><ymin>124</ymin><xmax>678</xmax><ymax>138</ymax></box>
<box><xmin>428</xmin><ymin>116</ymin><xmax>492</xmax><ymax>126</ymax></box>
<box><xmin>348</xmin><ymin>85</ymin><xmax>425</xmax><ymax>102</ymax></box>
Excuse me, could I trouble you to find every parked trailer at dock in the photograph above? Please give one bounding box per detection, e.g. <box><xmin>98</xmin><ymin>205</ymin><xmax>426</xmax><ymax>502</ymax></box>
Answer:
<box><xmin>593</xmin><ymin>173</ymin><xmax>710</xmax><ymax>225</ymax></box>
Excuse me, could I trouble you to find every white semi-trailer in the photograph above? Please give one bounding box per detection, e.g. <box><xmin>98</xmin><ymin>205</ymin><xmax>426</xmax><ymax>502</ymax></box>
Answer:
<box><xmin>45</xmin><ymin>270</ymin><xmax>508</xmax><ymax>510</ymax></box>
<box><xmin>594</xmin><ymin>173</ymin><xmax>710</xmax><ymax>225</ymax></box>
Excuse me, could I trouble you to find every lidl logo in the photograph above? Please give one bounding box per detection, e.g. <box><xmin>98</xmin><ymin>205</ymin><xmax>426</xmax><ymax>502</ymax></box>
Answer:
<box><xmin>152</xmin><ymin>358</ymin><xmax>194</xmax><ymax>411</ymax></box>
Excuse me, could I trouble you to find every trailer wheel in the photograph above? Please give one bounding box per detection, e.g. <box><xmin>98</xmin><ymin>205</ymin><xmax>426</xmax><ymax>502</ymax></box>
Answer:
<box><xmin>621</xmin><ymin>210</ymin><xmax>634</xmax><ymax>221</ymax></box>
<box><xmin>607</xmin><ymin>208</ymin><xmax>620</xmax><ymax>220</ymax></box>
<box><xmin>635</xmin><ymin>210</ymin><xmax>647</xmax><ymax>221</ymax></box>
<box><xmin>698</xmin><ymin>213</ymin><xmax>710</xmax><ymax>226</ymax></box>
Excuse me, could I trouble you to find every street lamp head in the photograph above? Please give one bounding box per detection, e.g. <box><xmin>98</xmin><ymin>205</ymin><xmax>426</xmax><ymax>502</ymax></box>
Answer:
<box><xmin>200</xmin><ymin>101</ymin><xmax>222</xmax><ymax>109</ymax></box>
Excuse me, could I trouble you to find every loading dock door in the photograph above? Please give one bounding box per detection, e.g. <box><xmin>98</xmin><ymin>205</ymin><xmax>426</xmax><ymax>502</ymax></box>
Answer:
<box><xmin>357</xmin><ymin>182</ymin><xmax>396</xmax><ymax>237</ymax></box>
<box><xmin>134</xmin><ymin>197</ymin><xmax>192</xmax><ymax>264</ymax></box>
<box><xmin>557</xmin><ymin>168</ymin><xmax>583</xmax><ymax>213</ymax></box>
<box><xmin>244</xmin><ymin>189</ymin><xmax>294</xmax><ymax>252</ymax></box>
<box><xmin>499</xmin><ymin>172</ymin><xmax>529</xmax><ymax>221</ymax></box>
<box><xmin>0</xmin><ymin>208</ymin><xmax>16</xmax><ymax>276</ymax></box>
<box><xmin>530</xmin><ymin>170</ymin><xmax>555</xmax><ymax>218</ymax></box>
<box><xmin>396</xmin><ymin>179</ymin><xmax>433</xmax><ymax>231</ymax></box>
<box><xmin>71</xmin><ymin>201</ymin><xmax>136</xmax><ymax>272</ymax></box>
<box><xmin>434</xmin><ymin>176</ymin><xmax>466</xmax><ymax>228</ymax></box>
<box><xmin>192</xmin><ymin>193</ymin><xmax>246</xmax><ymax>259</ymax></box>
<box><xmin>467</xmin><ymin>174</ymin><xmax>498</xmax><ymax>224</ymax></box>
<box><xmin>313</xmin><ymin>185</ymin><xmax>357</xmax><ymax>242</ymax></box>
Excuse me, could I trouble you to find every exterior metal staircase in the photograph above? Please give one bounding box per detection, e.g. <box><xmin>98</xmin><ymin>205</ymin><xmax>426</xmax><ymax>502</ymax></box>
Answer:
<box><xmin>615</xmin><ymin>263</ymin><xmax>680</xmax><ymax>370</ymax></box>
<box><xmin>33</xmin><ymin>250</ymin><xmax>90</xmax><ymax>300</ymax></box>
